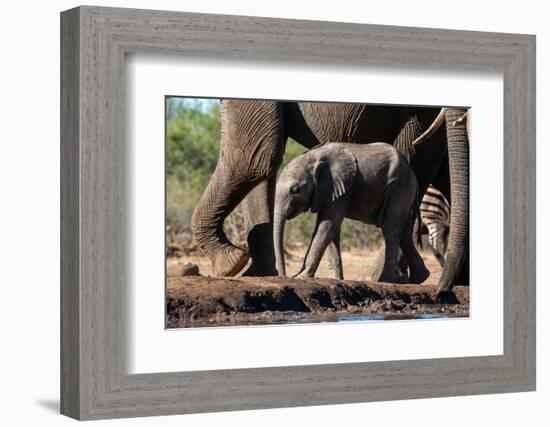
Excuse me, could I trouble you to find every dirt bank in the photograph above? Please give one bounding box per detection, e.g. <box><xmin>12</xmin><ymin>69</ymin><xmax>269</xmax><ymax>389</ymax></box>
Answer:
<box><xmin>166</xmin><ymin>276</ymin><xmax>469</xmax><ymax>328</ymax></box>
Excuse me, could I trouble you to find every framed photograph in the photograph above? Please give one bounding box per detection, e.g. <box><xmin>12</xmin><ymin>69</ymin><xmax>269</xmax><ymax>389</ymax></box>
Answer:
<box><xmin>61</xmin><ymin>6</ymin><xmax>535</xmax><ymax>420</ymax></box>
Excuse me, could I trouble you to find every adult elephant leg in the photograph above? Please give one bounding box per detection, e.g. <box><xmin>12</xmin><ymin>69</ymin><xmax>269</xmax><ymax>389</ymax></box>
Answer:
<box><xmin>241</xmin><ymin>176</ymin><xmax>278</xmax><ymax>276</ymax></box>
<box><xmin>191</xmin><ymin>100</ymin><xmax>284</xmax><ymax>277</ymax></box>
<box><xmin>437</xmin><ymin>108</ymin><xmax>469</xmax><ymax>294</ymax></box>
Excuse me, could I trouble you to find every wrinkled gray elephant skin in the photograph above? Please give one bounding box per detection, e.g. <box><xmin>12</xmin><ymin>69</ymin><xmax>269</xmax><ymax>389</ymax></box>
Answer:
<box><xmin>191</xmin><ymin>101</ymin><xmax>469</xmax><ymax>294</ymax></box>
<box><xmin>273</xmin><ymin>143</ymin><xmax>430</xmax><ymax>284</ymax></box>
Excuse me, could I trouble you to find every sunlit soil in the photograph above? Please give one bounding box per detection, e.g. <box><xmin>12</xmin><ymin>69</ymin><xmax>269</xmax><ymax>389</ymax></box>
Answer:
<box><xmin>167</xmin><ymin>246</ymin><xmax>443</xmax><ymax>286</ymax></box>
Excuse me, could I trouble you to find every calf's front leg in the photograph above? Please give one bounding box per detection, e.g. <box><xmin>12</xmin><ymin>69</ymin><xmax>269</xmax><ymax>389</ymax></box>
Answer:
<box><xmin>295</xmin><ymin>199</ymin><xmax>346</xmax><ymax>278</ymax></box>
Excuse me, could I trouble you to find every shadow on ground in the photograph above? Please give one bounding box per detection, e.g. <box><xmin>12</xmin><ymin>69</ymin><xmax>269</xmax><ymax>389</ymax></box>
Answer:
<box><xmin>35</xmin><ymin>399</ymin><xmax>59</xmax><ymax>414</ymax></box>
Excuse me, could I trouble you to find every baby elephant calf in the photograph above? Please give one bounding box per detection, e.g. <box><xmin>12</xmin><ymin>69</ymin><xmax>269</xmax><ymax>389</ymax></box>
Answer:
<box><xmin>273</xmin><ymin>142</ymin><xmax>429</xmax><ymax>284</ymax></box>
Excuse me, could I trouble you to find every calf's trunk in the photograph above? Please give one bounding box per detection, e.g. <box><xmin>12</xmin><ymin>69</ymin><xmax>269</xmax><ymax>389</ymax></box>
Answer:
<box><xmin>191</xmin><ymin>164</ymin><xmax>251</xmax><ymax>277</ymax></box>
<box><xmin>273</xmin><ymin>205</ymin><xmax>287</xmax><ymax>276</ymax></box>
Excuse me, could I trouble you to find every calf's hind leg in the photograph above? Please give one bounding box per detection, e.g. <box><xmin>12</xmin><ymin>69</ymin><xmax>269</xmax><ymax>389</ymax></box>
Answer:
<box><xmin>325</xmin><ymin>226</ymin><xmax>343</xmax><ymax>279</ymax></box>
<box><xmin>376</xmin><ymin>185</ymin><xmax>419</xmax><ymax>284</ymax></box>
<box><xmin>378</xmin><ymin>225</ymin><xmax>408</xmax><ymax>284</ymax></box>
<box><xmin>400</xmin><ymin>221</ymin><xmax>430</xmax><ymax>283</ymax></box>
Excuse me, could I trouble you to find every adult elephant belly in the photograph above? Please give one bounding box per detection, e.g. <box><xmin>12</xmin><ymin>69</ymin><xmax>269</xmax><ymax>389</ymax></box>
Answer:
<box><xmin>287</xmin><ymin>102</ymin><xmax>447</xmax><ymax>202</ymax></box>
<box><xmin>288</xmin><ymin>102</ymin><xmax>397</xmax><ymax>145</ymax></box>
<box><xmin>288</xmin><ymin>102</ymin><xmax>445</xmax><ymax>167</ymax></box>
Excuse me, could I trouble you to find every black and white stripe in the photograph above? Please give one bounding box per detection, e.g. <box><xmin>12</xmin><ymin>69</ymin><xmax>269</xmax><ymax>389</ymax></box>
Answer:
<box><xmin>420</xmin><ymin>185</ymin><xmax>450</xmax><ymax>267</ymax></box>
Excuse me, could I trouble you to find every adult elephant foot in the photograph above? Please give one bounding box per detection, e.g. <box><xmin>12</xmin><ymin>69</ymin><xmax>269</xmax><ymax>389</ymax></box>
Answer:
<box><xmin>210</xmin><ymin>245</ymin><xmax>250</xmax><ymax>277</ymax></box>
<box><xmin>242</xmin><ymin>245</ymin><xmax>277</xmax><ymax>276</ymax></box>
<box><xmin>242</xmin><ymin>258</ymin><xmax>277</xmax><ymax>277</ymax></box>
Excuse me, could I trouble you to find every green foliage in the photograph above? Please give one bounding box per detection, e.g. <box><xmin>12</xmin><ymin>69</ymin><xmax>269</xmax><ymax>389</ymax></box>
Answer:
<box><xmin>166</xmin><ymin>98</ymin><xmax>221</xmax><ymax>245</ymax></box>
<box><xmin>166</xmin><ymin>98</ymin><xmax>220</xmax><ymax>189</ymax></box>
<box><xmin>281</xmin><ymin>138</ymin><xmax>308</xmax><ymax>170</ymax></box>
<box><xmin>165</xmin><ymin>98</ymin><xmax>381</xmax><ymax>249</ymax></box>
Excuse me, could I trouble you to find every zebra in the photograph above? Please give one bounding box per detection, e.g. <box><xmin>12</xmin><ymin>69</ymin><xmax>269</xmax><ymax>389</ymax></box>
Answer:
<box><xmin>419</xmin><ymin>185</ymin><xmax>451</xmax><ymax>267</ymax></box>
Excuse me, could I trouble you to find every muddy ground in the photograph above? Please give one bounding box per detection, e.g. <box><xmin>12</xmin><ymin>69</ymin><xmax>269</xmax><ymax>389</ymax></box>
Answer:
<box><xmin>166</xmin><ymin>247</ymin><xmax>469</xmax><ymax>328</ymax></box>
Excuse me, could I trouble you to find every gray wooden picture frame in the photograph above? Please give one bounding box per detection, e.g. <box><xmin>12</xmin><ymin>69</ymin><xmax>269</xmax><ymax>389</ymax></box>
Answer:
<box><xmin>60</xmin><ymin>5</ymin><xmax>536</xmax><ymax>420</ymax></box>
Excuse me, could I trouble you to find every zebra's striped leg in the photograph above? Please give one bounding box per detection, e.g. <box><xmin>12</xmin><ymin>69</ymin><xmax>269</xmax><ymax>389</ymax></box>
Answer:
<box><xmin>420</xmin><ymin>185</ymin><xmax>451</xmax><ymax>269</ymax></box>
<box><xmin>427</xmin><ymin>222</ymin><xmax>447</xmax><ymax>267</ymax></box>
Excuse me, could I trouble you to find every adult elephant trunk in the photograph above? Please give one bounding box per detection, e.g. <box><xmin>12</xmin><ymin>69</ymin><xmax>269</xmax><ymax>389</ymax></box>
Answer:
<box><xmin>273</xmin><ymin>203</ymin><xmax>287</xmax><ymax>276</ymax></box>
<box><xmin>437</xmin><ymin>108</ymin><xmax>469</xmax><ymax>295</ymax></box>
<box><xmin>192</xmin><ymin>99</ymin><xmax>283</xmax><ymax>277</ymax></box>
<box><xmin>191</xmin><ymin>163</ymin><xmax>251</xmax><ymax>277</ymax></box>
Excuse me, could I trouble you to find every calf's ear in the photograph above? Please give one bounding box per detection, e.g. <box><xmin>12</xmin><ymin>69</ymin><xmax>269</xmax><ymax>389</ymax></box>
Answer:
<box><xmin>311</xmin><ymin>144</ymin><xmax>357</xmax><ymax>213</ymax></box>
